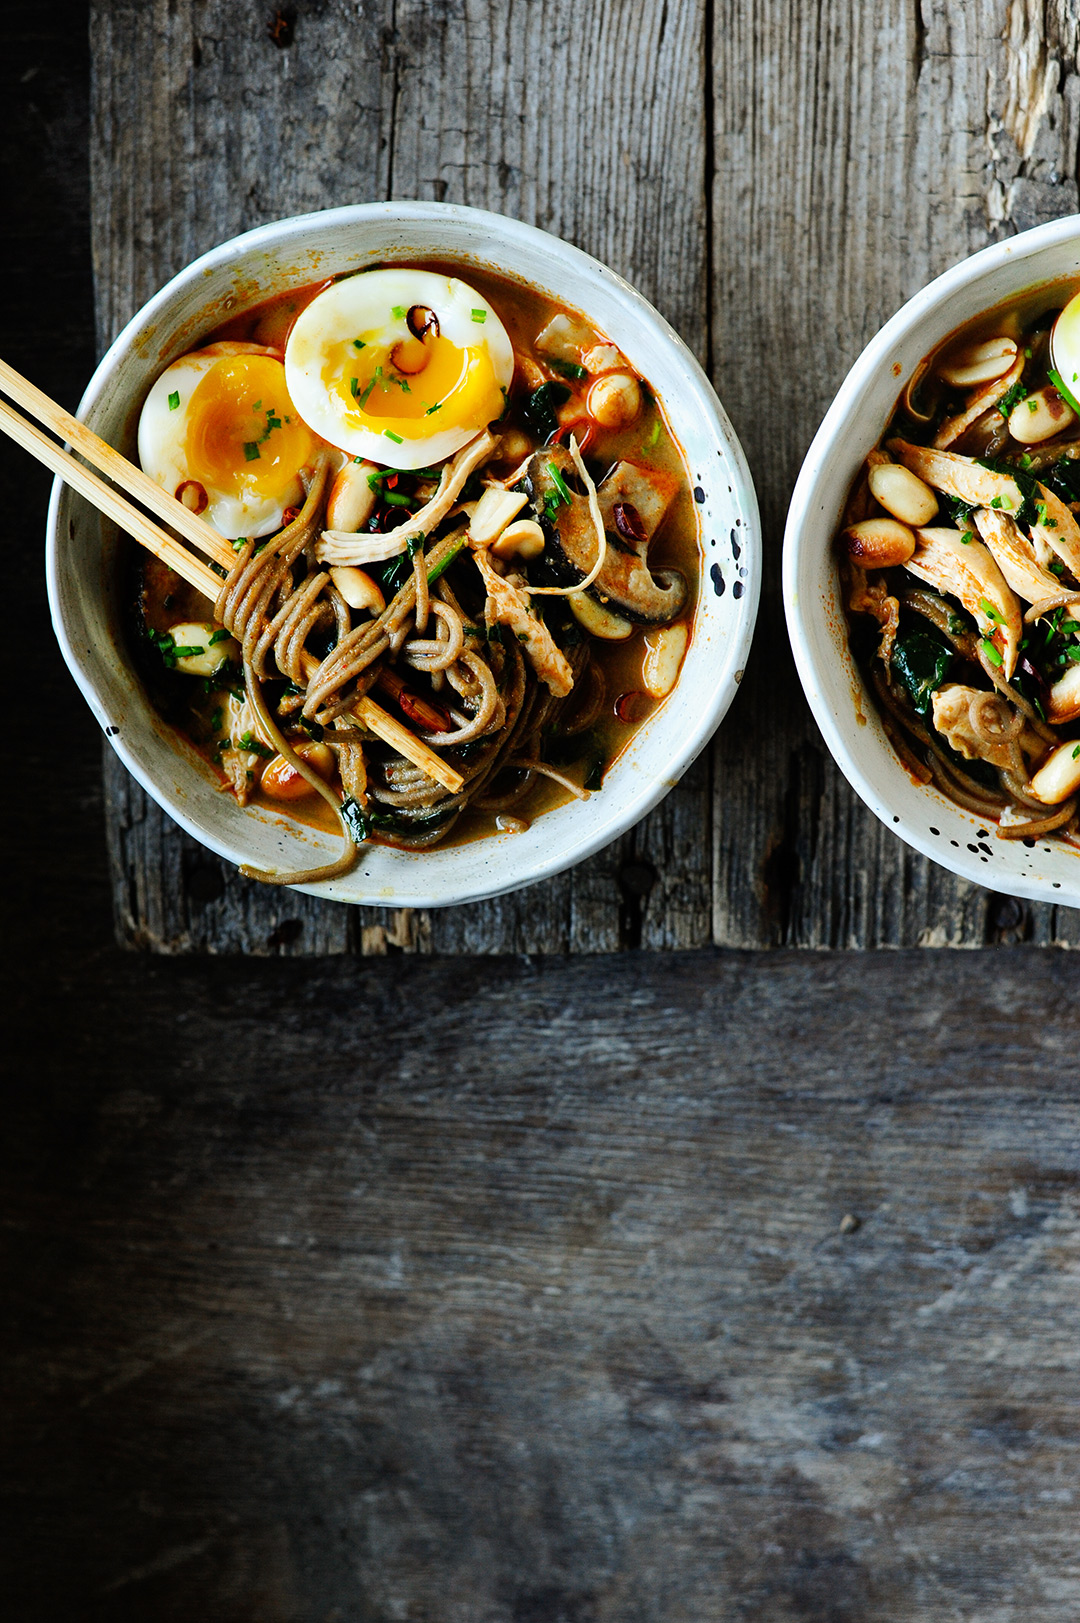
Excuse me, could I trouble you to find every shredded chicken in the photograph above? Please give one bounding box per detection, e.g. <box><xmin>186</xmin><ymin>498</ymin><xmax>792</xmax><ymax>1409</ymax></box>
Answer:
<box><xmin>846</xmin><ymin>563</ymin><xmax>900</xmax><ymax>664</ymax></box>
<box><xmin>317</xmin><ymin>429</ymin><xmax>500</xmax><ymax>567</ymax></box>
<box><xmin>931</xmin><ymin>683</ymin><xmax>1043</xmax><ymax>770</ymax></box>
<box><xmin>474</xmin><ymin>550</ymin><xmax>574</xmax><ymax>697</ymax></box>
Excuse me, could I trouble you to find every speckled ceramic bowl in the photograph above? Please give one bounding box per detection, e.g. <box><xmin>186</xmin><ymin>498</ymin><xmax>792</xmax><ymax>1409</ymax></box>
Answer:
<box><xmin>784</xmin><ymin>215</ymin><xmax>1080</xmax><ymax>905</ymax></box>
<box><xmin>47</xmin><ymin>202</ymin><xmax>759</xmax><ymax>908</ymax></box>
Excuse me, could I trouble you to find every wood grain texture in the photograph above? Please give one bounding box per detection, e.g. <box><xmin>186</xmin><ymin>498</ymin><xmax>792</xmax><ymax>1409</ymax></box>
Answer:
<box><xmin>91</xmin><ymin>0</ymin><xmax>1080</xmax><ymax>951</ymax></box>
<box><xmin>8</xmin><ymin>945</ymin><xmax>1080</xmax><ymax>1620</ymax></box>
<box><xmin>91</xmin><ymin>0</ymin><xmax>711</xmax><ymax>955</ymax></box>
<box><xmin>711</xmin><ymin>0</ymin><xmax>1080</xmax><ymax>946</ymax></box>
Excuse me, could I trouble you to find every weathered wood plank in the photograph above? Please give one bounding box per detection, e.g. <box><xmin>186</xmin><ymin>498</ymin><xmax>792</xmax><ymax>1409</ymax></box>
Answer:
<box><xmin>91</xmin><ymin>0</ymin><xmax>711</xmax><ymax>954</ymax></box>
<box><xmin>9</xmin><ymin>945</ymin><xmax>1080</xmax><ymax>1618</ymax></box>
<box><xmin>711</xmin><ymin>0</ymin><xmax>1080</xmax><ymax>947</ymax></box>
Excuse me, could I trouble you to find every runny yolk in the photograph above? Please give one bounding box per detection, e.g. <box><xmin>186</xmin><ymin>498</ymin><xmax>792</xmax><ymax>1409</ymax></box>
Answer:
<box><xmin>329</xmin><ymin>334</ymin><xmax>504</xmax><ymax>437</ymax></box>
<box><xmin>185</xmin><ymin>355</ymin><xmax>316</xmax><ymax>497</ymax></box>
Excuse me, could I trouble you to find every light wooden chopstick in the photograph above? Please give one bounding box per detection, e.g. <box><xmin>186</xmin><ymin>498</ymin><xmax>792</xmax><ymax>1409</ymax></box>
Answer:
<box><xmin>0</xmin><ymin>381</ymin><xmax>465</xmax><ymax>795</ymax></box>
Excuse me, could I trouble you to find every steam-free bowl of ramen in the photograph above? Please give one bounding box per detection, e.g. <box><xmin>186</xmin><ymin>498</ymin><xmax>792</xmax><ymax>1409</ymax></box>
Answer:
<box><xmin>785</xmin><ymin>215</ymin><xmax>1080</xmax><ymax>907</ymax></box>
<box><xmin>48</xmin><ymin>203</ymin><xmax>759</xmax><ymax>907</ymax></box>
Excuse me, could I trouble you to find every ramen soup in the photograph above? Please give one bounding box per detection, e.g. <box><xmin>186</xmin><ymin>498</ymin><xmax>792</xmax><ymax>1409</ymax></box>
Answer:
<box><xmin>838</xmin><ymin>283</ymin><xmax>1080</xmax><ymax>848</ymax></box>
<box><xmin>130</xmin><ymin>262</ymin><xmax>700</xmax><ymax>886</ymax></box>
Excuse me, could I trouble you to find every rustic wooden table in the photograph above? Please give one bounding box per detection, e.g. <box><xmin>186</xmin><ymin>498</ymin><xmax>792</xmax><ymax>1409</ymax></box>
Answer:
<box><xmin>93</xmin><ymin>0</ymin><xmax>1080</xmax><ymax>953</ymax></box>
<box><xmin>8</xmin><ymin>4</ymin><xmax>1080</xmax><ymax>1621</ymax></box>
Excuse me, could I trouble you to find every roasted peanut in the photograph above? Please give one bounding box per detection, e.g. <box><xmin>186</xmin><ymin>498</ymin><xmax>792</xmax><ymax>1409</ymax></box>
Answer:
<box><xmin>491</xmin><ymin>519</ymin><xmax>546</xmax><ymax>561</ymax></box>
<box><xmin>1029</xmin><ymin>740</ymin><xmax>1080</xmax><ymax>805</ymax></box>
<box><xmin>261</xmin><ymin>741</ymin><xmax>335</xmax><ymax>802</ymax></box>
<box><xmin>326</xmin><ymin>460</ymin><xmax>379</xmax><ymax>532</ymax></box>
<box><xmin>936</xmin><ymin>336</ymin><xmax>1018</xmax><ymax>388</ymax></box>
<box><xmin>1007</xmin><ymin>384</ymin><xmax>1076</xmax><ymax>445</ymax></box>
<box><xmin>329</xmin><ymin>566</ymin><xmax>386</xmax><ymax>615</ymax></box>
<box><xmin>868</xmin><ymin>462</ymin><xmax>939</xmax><ymax>527</ymax></box>
<box><xmin>587</xmin><ymin>372</ymin><xmax>642</xmax><ymax>430</ymax></box>
<box><xmin>642</xmin><ymin>621</ymin><xmax>690</xmax><ymax>698</ymax></box>
<box><xmin>841</xmin><ymin>517</ymin><xmax>917</xmax><ymax>568</ymax></box>
<box><xmin>167</xmin><ymin>621</ymin><xmax>238</xmax><ymax>678</ymax></box>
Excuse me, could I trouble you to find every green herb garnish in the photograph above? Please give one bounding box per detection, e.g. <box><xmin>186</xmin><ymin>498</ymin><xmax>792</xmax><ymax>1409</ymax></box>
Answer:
<box><xmin>243</xmin><ymin>442</ymin><xmax>261</xmax><ymax>462</ymax></box>
<box><xmin>167</xmin><ymin>390</ymin><xmax>180</xmax><ymax>411</ymax></box>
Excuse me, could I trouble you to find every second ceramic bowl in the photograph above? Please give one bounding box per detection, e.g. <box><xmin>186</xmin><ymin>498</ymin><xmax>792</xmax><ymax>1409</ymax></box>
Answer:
<box><xmin>784</xmin><ymin>215</ymin><xmax>1080</xmax><ymax>906</ymax></box>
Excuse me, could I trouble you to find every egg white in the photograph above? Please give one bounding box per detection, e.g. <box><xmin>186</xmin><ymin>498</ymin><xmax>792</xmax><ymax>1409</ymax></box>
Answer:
<box><xmin>138</xmin><ymin>344</ymin><xmax>309</xmax><ymax>539</ymax></box>
<box><xmin>284</xmin><ymin>268</ymin><xmax>514</xmax><ymax>471</ymax></box>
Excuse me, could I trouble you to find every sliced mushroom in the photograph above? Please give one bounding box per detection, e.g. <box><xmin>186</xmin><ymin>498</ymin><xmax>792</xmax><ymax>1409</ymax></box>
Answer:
<box><xmin>887</xmin><ymin>439</ymin><xmax>1024</xmax><ymax>514</ymax></box>
<box><xmin>972</xmin><ymin>508</ymin><xmax>1063</xmax><ymax>604</ymax></box>
<box><xmin>905</xmin><ymin>526</ymin><xmax>1021</xmax><ymax>677</ymax></box>
<box><xmin>526</xmin><ymin>447</ymin><xmax>687</xmax><ymax>625</ymax></box>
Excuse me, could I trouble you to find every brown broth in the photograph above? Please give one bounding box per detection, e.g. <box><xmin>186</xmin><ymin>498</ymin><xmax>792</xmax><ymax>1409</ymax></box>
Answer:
<box><xmin>133</xmin><ymin>261</ymin><xmax>701</xmax><ymax>851</ymax></box>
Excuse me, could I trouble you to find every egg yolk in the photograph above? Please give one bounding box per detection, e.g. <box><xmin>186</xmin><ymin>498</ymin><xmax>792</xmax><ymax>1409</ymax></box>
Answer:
<box><xmin>327</xmin><ymin>334</ymin><xmax>505</xmax><ymax>440</ymax></box>
<box><xmin>184</xmin><ymin>355</ymin><xmax>316</xmax><ymax>498</ymax></box>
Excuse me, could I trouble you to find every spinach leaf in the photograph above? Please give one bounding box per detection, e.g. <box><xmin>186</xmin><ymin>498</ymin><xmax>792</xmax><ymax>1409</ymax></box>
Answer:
<box><xmin>523</xmin><ymin>382</ymin><xmax>571</xmax><ymax>442</ymax></box>
<box><xmin>891</xmin><ymin>624</ymin><xmax>953</xmax><ymax>716</ymax></box>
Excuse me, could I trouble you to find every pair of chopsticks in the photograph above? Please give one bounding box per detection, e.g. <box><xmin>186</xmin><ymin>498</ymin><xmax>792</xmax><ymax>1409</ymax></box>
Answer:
<box><xmin>0</xmin><ymin>357</ymin><xmax>464</xmax><ymax>795</ymax></box>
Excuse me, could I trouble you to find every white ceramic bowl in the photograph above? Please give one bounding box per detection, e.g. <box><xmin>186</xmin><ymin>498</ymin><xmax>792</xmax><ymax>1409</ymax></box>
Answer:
<box><xmin>785</xmin><ymin>215</ymin><xmax>1080</xmax><ymax>906</ymax></box>
<box><xmin>48</xmin><ymin>203</ymin><xmax>759</xmax><ymax>908</ymax></box>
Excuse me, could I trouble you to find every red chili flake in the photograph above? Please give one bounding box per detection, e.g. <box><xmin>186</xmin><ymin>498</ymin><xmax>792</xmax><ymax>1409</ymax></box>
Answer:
<box><xmin>614</xmin><ymin>691</ymin><xmax>650</xmax><ymax>724</ymax></box>
<box><xmin>613</xmin><ymin>502</ymin><xmax>647</xmax><ymax>548</ymax></box>
<box><xmin>386</xmin><ymin>474</ymin><xmax>399</xmax><ymax>489</ymax></box>
<box><xmin>280</xmin><ymin>505</ymin><xmax>300</xmax><ymax>527</ymax></box>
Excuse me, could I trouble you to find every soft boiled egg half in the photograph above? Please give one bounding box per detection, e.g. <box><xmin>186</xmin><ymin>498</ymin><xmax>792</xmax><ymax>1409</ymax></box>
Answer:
<box><xmin>138</xmin><ymin>342</ymin><xmax>317</xmax><ymax>539</ymax></box>
<box><xmin>1051</xmin><ymin>290</ymin><xmax>1080</xmax><ymax>411</ymax></box>
<box><xmin>284</xmin><ymin>268</ymin><xmax>514</xmax><ymax>471</ymax></box>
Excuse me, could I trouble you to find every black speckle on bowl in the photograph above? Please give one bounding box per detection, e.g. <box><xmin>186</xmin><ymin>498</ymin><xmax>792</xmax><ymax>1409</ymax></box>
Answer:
<box><xmin>710</xmin><ymin>563</ymin><xmax>725</xmax><ymax>597</ymax></box>
<box><xmin>733</xmin><ymin>580</ymin><xmax>744</xmax><ymax>599</ymax></box>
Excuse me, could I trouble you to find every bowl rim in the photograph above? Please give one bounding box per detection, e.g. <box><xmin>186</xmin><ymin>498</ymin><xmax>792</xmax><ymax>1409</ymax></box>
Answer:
<box><xmin>47</xmin><ymin>200</ymin><xmax>761</xmax><ymax>908</ymax></box>
<box><xmin>784</xmin><ymin>213</ymin><xmax>1080</xmax><ymax>905</ymax></box>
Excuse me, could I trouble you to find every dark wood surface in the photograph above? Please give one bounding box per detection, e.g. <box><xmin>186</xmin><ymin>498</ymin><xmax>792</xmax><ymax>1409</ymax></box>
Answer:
<box><xmin>91</xmin><ymin>0</ymin><xmax>1080</xmax><ymax>952</ymax></box>
<box><xmin>8</xmin><ymin>5</ymin><xmax>1080</xmax><ymax>1621</ymax></box>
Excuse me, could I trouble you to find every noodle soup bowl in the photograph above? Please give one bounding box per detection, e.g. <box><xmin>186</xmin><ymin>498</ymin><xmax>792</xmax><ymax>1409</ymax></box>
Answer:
<box><xmin>47</xmin><ymin>202</ymin><xmax>760</xmax><ymax>908</ymax></box>
<box><xmin>784</xmin><ymin>214</ymin><xmax>1080</xmax><ymax>907</ymax></box>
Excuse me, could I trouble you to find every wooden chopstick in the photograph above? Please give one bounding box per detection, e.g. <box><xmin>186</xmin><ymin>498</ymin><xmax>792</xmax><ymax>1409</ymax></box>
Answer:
<box><xmin>0</xmin><ymin>355</ymin><xmax>236</xmax><ymax>572</ymax></box>
<box><xmin>2</xmin><ymin>389</ymin><xmax>465</xmax><ymax>795</ymax></box>
<box><xmin>0</xmin><ymin>396</ymin><xmax>219</xmax><ymax>595</ymax></box>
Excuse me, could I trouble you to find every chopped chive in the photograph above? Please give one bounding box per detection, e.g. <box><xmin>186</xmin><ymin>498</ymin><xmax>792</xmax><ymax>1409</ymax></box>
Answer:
<box><xmin>383</xmin><ymin>489</ymin><xmax>413</xmax><ymax>507</ymax></box>
<box><xmin>243</xmin><ymin>442</ymin><xmax>261</xmax><ymax>461</ymax></box>
<box><xmin>960</xmin><ymin>530</ymin><xmax>973</xmax><ymax>544</ymax></box>
<box><xmin>647</xmin><ymin>418</ymin><xmax>661</xmax><ymax>447</ymax></box>
<box><xmin>167</xmin><ymin>390</ymin><xmax>180</xmax><ymax>411</ymax></box>
<box><xmin>1073</xmin><ymin>745</ymin><xmax>1080</xmax><ymax>759</ymax></box>
<box><xmin>549</xmin><ymin>465</ymin><xmax>572</xmax><ymax>506</ymax></box>
<box><xmin>253</xmin><ymin>400</ymin><xmax>262</xmax><ymax>410</ymax></box>
<box><xmin>979</xmin><ymin>597</ymin><xmax>1003</xmax><ymax>625</ymax></box>
<box><xmin>550</xmin><ymin>358</ymin><xmax>587</xmax><ymax>381</ymax></box>
<box><xmin>357</xmin><ymin>378</ymin><xmax>377</xmax><ymax>409</ymax></box>
<box><xmin>350</xmin><ymin>376</ymin><xmax>360</xmax><ymax>398</ymax></box>
<box><xmin>425</xmin><ymin>534</ymin><xmax>466</xmax><ymax>586</ymax></box>
<box><xmin>425</xmin><ymin>401</ymin><xmax>442</xmax><ymax>415</ymax></box>
<box><xmin>208</xmin><ymin>627</ymin><xmax>231</xmax><ymax>646</ymax></box>
<box><xmin>209</xmin><ymin>707</ymin><xmax>224</xmax><ymax>733</ymax></box>
<box><xmin>980</xmin><ymin>637</ymin><xmax>1003</xmax><ymax>667</ymax></box>
<box><xmin>1048</xmin><ymin>368</ymin><xmax>1080</xmax><ymax>415</ymax></box>
<box><xmin>172</xmin><ymin>644</ymin><xmax>205</xmax><ymax>658</ymax></box>
<box><xmin>470</xmin><ymin>308</ymin><xmax>487</xmax><ymax>323</ymax></box>
<box><xmin>989</xmin><ymin>495</ymin><xmax>1003</xmax><ymax>508</ymax></box>
<box><xmin>384</xmin><ymin>430</ymin><xmax>404</xmax><ymax>444</ymax></box>
<box><xmin>353</xmin><ymin>338</ymin><xmax>366</xmax><ymax>350</ymax></box>
<box><xmin>391</xmin><ymin>305</ymin><xmax>406</xmax><ymax>320</ymax></box>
